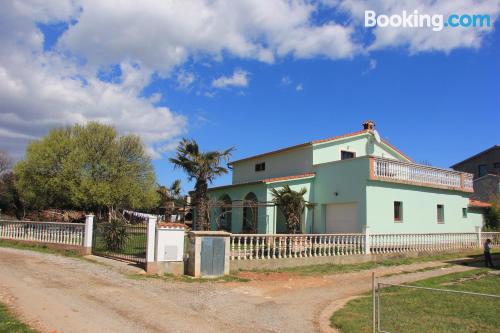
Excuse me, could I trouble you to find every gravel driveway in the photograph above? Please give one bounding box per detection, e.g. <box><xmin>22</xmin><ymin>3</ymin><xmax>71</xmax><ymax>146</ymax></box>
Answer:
<box><xmin>0</xmin><ymin>247</ymin><xmax>476</xmax><ymax>333</ymax></box>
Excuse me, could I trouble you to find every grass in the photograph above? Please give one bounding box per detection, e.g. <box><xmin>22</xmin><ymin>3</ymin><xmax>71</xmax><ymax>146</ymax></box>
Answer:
<box><xmin>0</xmin><ymin>239</ymin><xmax>81</xmax><ymax>258</ymax></box>
<box><xmin>331</xmin><ymin>268</ymin><xmax>500</xmax><ymax>333</ymax></box>
<box><xmin>245</xmin><ymin>250</ymin><xmax>496</xmax><ymax>276</ymax></box>
<box><xmin>93</xmin><ymin>233</ymin><xmax>147</xmax><ymax>257</ymax></box>
<box><xmin>0</xmin><ymin>303</ymin><xmax>37</xmax><ymax>333</ymax></box>
<box><xmin>126</xmin><ymin>273</ymin><xmax>250</xmax><ymax>283</ymax></box>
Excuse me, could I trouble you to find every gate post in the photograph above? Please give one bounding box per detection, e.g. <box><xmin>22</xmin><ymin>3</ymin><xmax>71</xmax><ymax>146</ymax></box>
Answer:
<box><xmin>364</xmin><ymin>225</ymin><xmax>371</xmax><ymax>255</ymax></box>
<box><xmin>83</xmin><ymin>214</ymin><xmax>94</xmax><ymax>255</ymax></box>
<box><xmin>476</xmin><ymin>226</ymin><xmax>482</xmax><ymax>248</ymax></box>
<box><xmin>145</xmin><ymin>216</ymin><xmax>157</xmax><ymax>274</ymax></box>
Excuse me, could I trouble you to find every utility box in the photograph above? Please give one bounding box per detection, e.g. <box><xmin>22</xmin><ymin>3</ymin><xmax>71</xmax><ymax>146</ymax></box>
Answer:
<box><xmin>187</xmin><ymin>231</ymin><xmax>230</xmax><ymax>278</ymax></box>
<box><xmin>155</xmin><ymin>223</ymin><xmax>186</xmax><ymax>275</ymax></box>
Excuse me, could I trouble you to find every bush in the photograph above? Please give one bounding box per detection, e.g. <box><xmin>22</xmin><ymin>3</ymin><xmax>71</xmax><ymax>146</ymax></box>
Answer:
<box><xmin>102</xmin><ymin>219</ymin><xmax>129</xmax><ymax>251</ymax></box>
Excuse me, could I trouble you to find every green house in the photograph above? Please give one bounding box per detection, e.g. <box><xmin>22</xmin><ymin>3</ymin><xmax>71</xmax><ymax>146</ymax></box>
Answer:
<box><xmin>207</xmin><ymin>121</ymin><xmax>485</xmax><ymax>234</ymax></box>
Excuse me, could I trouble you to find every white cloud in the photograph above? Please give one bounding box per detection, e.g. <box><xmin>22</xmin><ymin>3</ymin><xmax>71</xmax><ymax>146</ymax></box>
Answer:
<box><xmin>176</xmin><ymin>71</ymin><xmax>196</xmax><ymax>90</ymax></box>
<box><xmin>281</xmin><ymin>76</ymin><xmax>292</xmax><ymax>85</ymax></box>
<box><xmin>212</xmin><ymin>69</ymin><xmax>249</xmax><ymax>89</ymax></box>
<box><xmin>362</xmin><ymin>58</ymin><xmax>377</xmax><ymax>74</ymax></box>
<box><xmin>0</xmin><ymin>1</ymin><xmax>186</xmax><ymax>159</ymax></box>
<box><xmin>296</xmin><ymin>84</ymin><xmax>304</xmax><ymax>91</ymax></box>
<box><xmin>1</xmin><ymin>0</ymin><xmax>499</xmax><ymax>159</ymax></box>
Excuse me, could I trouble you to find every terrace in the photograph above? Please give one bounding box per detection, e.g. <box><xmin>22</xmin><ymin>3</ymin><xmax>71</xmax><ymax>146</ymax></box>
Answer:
<box><xmin>369</xmin><ymin>156</ymin><xmax>473</xmax><ymax>192</ymax></box>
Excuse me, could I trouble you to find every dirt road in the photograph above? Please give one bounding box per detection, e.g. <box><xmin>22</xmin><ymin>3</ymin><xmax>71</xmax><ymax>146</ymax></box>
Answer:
<box><xmin>0</xmin><ymin>247</ymin><xmax>477</xmax><ymax>333</ymax></box>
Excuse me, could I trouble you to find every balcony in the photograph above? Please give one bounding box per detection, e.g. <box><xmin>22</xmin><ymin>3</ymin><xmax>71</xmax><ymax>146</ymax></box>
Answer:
<box><xmin>369</xmin><ymin>157</ymin><xmax>473</xmax><ymax>192</ymax></box>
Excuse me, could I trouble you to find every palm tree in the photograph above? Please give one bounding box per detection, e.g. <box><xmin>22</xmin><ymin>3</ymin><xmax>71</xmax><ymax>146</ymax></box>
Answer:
<box><xmin>169</xmin><ymin>139</ymin><xmax>233</xmax><ymax>230</ymax></box>
<box><xmin>157</xmin><ymin>179</ymin><xmax>182</xmax><ymax>216</ymax></box>
<box><xmin>270</xmin><ymin>185</ymin><xmax>307</xmax><ymax>234</ymax></box>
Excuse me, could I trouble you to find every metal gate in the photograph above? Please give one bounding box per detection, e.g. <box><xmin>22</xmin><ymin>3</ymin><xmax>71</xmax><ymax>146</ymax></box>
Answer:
<box><xmin>92</xmin><ymin>220</ymin><xmax>148</xmax><ymax>266</ymax></box>
<box><xmin>201</xmin><ymin>237</ymin><xmax>225</xmax><ymax>276</ymax></box>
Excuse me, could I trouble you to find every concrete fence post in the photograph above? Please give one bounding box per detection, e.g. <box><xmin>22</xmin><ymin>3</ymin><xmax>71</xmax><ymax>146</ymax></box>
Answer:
<box><xmin>145</xmin><ymin>216</ymin><xmax>157</xmax><ymax>274</ymax></box>
<box><xmin>475</xmin><ymin>226</ymin><xmax>482</xmax><ymax>248</ymax></box>
<box><xmin>83</xmin><ymin>214</ymin><xmax>94</xmax><ymax>255</ymax></box>
<box><xmin>364</xmin><ymin>225</ymin><xmax>371</xmax><ymax>255</ymax></box>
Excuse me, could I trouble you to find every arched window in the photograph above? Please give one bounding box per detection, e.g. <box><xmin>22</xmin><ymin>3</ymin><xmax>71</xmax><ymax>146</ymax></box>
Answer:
<box><xmin>217</xmin><ymin>194</ymin><xmax>232</xmax><ymax>232</ymax></box>
<box><xmin>242</xmin><ymin>192</ymin><xmax>258</xmax><ymax>233</ymax></box>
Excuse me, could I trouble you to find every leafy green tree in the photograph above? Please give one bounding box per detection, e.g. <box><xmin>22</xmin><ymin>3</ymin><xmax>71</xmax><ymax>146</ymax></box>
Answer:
<box><xmin>14</xmin><ymin>122</ymin><xmax>159</xmax><ymax>215</ymax></box>
<box><xmin>270</xmin><ymin>185</ymin><xmax>307</xmax><ymax>234</ymax></box>
<box><xmin>0</xmin><ymin>150</ymin><xmax>24</xmax><ymax>218</ymax></box>
<box><xmin>157</xmin><ymin>179</ymin><xmax>182</xmax><ymax>215</ymax></box>
<box><xmin>169</xmin><ymin>139</ymin><xmax>233</xmax><ymax>230</ymax></box>
<box><xmin>484</xmin><ymin>195</ymin><xmax>500</xmax><ymax>231</ymax></box>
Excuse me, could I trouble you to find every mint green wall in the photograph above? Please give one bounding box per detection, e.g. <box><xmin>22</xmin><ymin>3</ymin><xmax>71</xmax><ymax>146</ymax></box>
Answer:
<box><xmin>312</xmin><ymin>134</ymin><xmax>405</xmax><ymax>165</ymax></box>
<box><xmin>265</xmin><ymin>177</ymin><xmax>315</xmax><ymax>234</ymax></box>
<box><xmin>366</xmin><ymin>182</ymin><xmax>481</xmax><ymax>233</ymax></box>
<box><xmin>207</xmin><ymin>183</ymin><xmax>267</xmax><ymax>233</ymax></box>
<box><xmin>467</xmin><ymin>207</ymin><xmax>485</xmax><ymax>229</ymax></box>
<box><xmin>312</xmin><ymin>157</ymin><xmax>370</xmax><ymax>233</ymax></box>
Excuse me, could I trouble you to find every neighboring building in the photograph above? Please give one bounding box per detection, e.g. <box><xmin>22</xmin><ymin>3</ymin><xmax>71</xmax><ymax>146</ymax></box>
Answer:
<box><xmin>451</xmin><ymin>145</ymin><xmax>500</xmax><ymax>202</ymax></box>
<box><xmin>208</xmin><ymin>121</ymin><xmax>486</xmax><ymax>234</ymax></box>
<box><xmin>451</xmin><ymin>145</ymin><xmax>500</xmax><ymax>179</ymax></box>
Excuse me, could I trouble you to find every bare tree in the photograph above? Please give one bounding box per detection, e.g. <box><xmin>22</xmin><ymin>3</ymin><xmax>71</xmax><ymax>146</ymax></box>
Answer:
<box><xmin>0</xmin><ymin>150</ymin><xmax>11</xmax><ymax>174</ymax></box>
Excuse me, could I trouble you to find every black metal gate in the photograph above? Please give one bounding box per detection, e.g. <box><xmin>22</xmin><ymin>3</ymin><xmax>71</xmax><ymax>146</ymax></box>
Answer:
<box><xmin>92</xmin><ymin>220</ymin><xmax>148</xmax><ymax>266</ymax></box>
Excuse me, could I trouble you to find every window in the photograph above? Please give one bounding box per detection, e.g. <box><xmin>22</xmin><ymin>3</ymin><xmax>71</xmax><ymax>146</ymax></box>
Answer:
<box><xmin>254</xmin><ymin>162</ymin><xmax>265</xmax><ymax>172</ymax></box>
<box><xmin>437</xmin><ymin>204</ymin><xmax>445</xmax><ymax>223</ymax></box>
<box><xmin>394</xmin><ymin>201</ymin><xmax>403</xmax><ymax>222</ymax></box>
<box><xmin>478</xmin><ymin>164</ymin><xmax>487</xmax><ymax>177</ymax></box>
<box><xmin>462</xmin><ymin>208</ymin><xmax>467</xmax><ymax>218</ymax></box>
<box><xmin>494</xmin><ymin>162</ymin><xmax>500</xmax><ymax>169</ymax></box>
<box><xmin>341</xmin><ymin>150</ymin><xmax>355</xmax><ymax>160</ymax></box>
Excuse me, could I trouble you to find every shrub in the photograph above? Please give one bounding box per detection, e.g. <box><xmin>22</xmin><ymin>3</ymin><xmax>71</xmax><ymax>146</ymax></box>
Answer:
<box><xmin>102</xmin><ymin>219</ymin><xmax>129</xmax><ymax>251</ymax></box>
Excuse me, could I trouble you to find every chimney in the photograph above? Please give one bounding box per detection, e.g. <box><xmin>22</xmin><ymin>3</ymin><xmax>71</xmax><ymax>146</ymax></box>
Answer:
<box><xmin>362</xmin><ymin>120</ymin><xmax>375</xmax><ymax>130</ymax></box>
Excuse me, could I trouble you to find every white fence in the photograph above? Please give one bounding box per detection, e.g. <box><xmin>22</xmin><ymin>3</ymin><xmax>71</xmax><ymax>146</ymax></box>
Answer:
<box><xmin>230</xmin><ymin>234</ymin><xmax>365</xmax><ymax>260</ymax></box>
<box><xmin>369</xmin><ymin>233</ymin><xmax>478</xmax><ymax>254</ymax></box>
<box><xmin>0</xmin><ymin>220</ymin><xmax>85</xmax><ymax>246</ymax></box>
<box><xmin>230</xmin><ymin>231</ymin><xmax>500</xmax><ymax>260</ymax></box>
<box><xmin>372</xmin><ymin>157</ymin><xmax>473</xmax><ymax>191</ymax></box>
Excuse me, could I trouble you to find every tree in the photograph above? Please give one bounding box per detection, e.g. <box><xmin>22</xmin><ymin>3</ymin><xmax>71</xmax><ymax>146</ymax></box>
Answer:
<box><xmin>484</xmin><ymin>194</ymin><xmax>500</xmax><ymax>231</ymax></box>
<box><xmin>270</xmin><ymin>185</ymin><xmax>307</xmax><ymax>234</ymax></box>
<box><xmin>14</xmin><ymin>122</ymin><xmax>159</xmax><ymax>215</ymax></box>
<box><xmin>169</xmin><ymin>139</ymin><xmax>233</xmax><ymax>230</ymax></box>
<box><xmin>0</xmin><ymin>150</ymin><xmax>23</xmax><ymax>217</ymax></box>
<box><xmin>157</xmin><ymin>179</ymin><xmax>182</xmax><ymax>215</ymax></box>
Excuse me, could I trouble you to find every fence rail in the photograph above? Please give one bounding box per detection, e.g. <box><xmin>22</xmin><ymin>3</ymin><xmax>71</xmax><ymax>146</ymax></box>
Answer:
<box><xmin>0</xmin><ymin>220</ymin><xmax>85</xmax><ymax>246</ymax></box>
<box><xmin>230</xmin><ymin>233</ymin><xmax>365</xmax><ymax>260</ymax></box>
<box><xmin>372</xmin><ymin>157</ymin><xmax>473</xmax><ymax>192</ymax></box>
<box><xmin>230</xmin><ymin>232</ymin><xmax>500</xmax><ymax>260</ymax></box>
<box><xmin>369</xmin><ymin>233</ymin><xmax>478</xmax><ymax>254</ymax></box>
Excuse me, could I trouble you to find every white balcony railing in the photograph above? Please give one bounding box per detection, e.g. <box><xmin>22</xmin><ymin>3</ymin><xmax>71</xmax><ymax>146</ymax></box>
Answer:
<box><xmin>371</xmin><ymin>157</ymin><xmax>473</xmax><ymax>192</ymax></box>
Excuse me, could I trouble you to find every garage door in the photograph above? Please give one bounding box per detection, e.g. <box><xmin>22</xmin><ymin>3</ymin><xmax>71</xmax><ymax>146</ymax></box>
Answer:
<box><xmin>325</xmin><ymin>203</ymin><xmax>358</xmax><ymax>233</ymax></box>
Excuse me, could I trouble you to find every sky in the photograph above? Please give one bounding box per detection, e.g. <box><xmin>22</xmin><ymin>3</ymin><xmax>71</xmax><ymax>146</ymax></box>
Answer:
<box><xmin>0</xmin><ymin>0</ymin><xmax>499</xmax><ymax>193</ymax></box>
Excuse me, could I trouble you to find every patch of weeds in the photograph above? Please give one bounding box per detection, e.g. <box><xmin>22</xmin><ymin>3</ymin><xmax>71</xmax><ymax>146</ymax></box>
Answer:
<box><xmin>0</xmin><ymin>302</ymin><xmax>38</xmax><ymax>333</ymax></box>
<box><xmin>0</xmin><ymin>239</ymin><xmax>81</xmax><ymax>258</ymax></box>
<box><xmin>125</xmin><ymin>273</ymin><xmax>249</xmax><ymax>283</ymax></box>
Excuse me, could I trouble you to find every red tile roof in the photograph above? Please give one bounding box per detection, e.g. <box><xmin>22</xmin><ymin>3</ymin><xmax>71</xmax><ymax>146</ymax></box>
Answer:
<box><xmin>229</xmin><ymin>129</ymin><xmax>411</xmax><ymax>164</ymax></box>
<box><xmin>469</xmin><ymin>199</ymin><xmax>492</xmax><ymax>208</ymax></box>
<box><xmin>262</xmin><ymin>172</ymin><xmax>315</xmax><ymax>183</ymax></box>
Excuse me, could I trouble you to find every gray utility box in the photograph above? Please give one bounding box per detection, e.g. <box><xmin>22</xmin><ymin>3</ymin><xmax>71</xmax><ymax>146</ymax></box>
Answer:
<box><xmin>187</xmin><ymin>231</ymin><xmax>230</xmax><ymax>278</ymax></box>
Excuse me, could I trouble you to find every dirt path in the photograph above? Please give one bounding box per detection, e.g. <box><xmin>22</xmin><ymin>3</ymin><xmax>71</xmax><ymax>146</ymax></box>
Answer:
<box><xmin>0</xmin><ymin>247</ymin><xmax>478</xmax><ymax>333</ymax></box>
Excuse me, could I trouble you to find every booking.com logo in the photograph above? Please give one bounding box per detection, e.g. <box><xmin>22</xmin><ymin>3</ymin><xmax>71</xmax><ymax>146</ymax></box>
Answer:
<box><xmin>365</xmin><ymin>10</ymin><xmax>491</xmax><ymax>31</ymax></box>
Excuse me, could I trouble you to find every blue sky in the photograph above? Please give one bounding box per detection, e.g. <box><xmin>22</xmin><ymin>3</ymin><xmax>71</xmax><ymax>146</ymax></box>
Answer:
<box><xmin>0</xmin><ymin>1</ymin><xmax>499</xmax><ymax>193</ymax></box>
<box><xmin>153</xmin><ymin>31</ymin><xmax>500</xmax><ymax>189</ymax></box>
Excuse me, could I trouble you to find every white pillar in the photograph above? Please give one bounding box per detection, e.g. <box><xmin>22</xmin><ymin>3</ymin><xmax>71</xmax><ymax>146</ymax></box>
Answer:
<box><xmin>364</xmin><ymin>225</ymin><xmax>371</xmax><ymax>255</ymax></box>
<box><xmin>146</xmin><ymin>216</ymin><xmax>157</xmax><ymax>274</ymax></box>
<box><xmin>475</xmin><ymin>226</ymin><xmax>482</xmax><ymax>248</ymax></box>
<box><xmin>83</xmin><ymin>214</ymin><xmax>94</xmax><ymax>255</ymax></box>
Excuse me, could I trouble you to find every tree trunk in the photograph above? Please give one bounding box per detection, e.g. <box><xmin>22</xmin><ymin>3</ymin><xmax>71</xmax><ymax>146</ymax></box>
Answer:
<box><xmin>194</xmin><ymin>179</ymin><xmax>210</xmax><ymax>230</ymax></box>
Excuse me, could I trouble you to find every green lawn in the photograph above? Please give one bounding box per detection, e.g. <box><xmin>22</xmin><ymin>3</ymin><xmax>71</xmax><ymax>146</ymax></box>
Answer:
<box><xmin>93</xmin><ymin>232</ymin><xmax>147</xmax><ymax>257</ymax></box>
<box><xmin>247</xmin><ymin>250</ymin><xmax>496</xmax><ymax>276</ymax></box>
<box><xmin>331</xmin><ymin>269</ymin><xmax>500</xmax><ymax>333</ymax></box>
<box><xmin>0</xmin><ymin>303</ymin><xmax>37</xmax><ymax>333</ymax></box>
